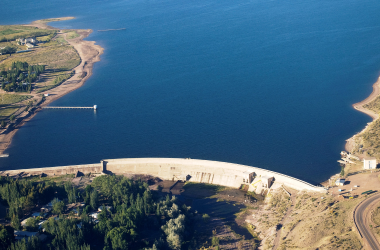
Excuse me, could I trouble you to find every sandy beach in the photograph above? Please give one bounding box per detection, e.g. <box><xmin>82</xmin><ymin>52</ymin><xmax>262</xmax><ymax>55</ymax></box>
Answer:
<box><xmin>345</xmin><ymin>76</ymin><xmax>380</xmax><ymax>152</ymax></box>
<box><xmin>0</xmin><ymin>18</ymin><xmax>104</xmax><ymax>155</ymax></box>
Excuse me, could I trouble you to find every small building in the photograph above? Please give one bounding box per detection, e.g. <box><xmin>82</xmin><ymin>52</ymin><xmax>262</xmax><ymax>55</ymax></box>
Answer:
<box><xmin>32</xmin><ymin>212</ymin><xmax>45</xmax><ymax>218</ymax></box>
<box><xmin>25</xmin><ymin>43</ymin><xmax>34</xmax><ymax>48</ymax></box>
<box><xmin>363</xmin><ymin>157</ymin><xmax>377</xmax><ymax>170</ymax></box>
<box><xmin>261</xmin><ymin>176</ymin><xmax>274</xmax><ymax>188</ymax></box>
<box><xmin>335</xmin><ymin>178</ymin><xmax>345</xmax><ymax>186</ymax></box>
<box><xmin>38</xmin><ymin>220</ymin><xmax>46</xmax><ymax>229</ymax></box>
<box><xmin>40</xmin><ymin>206</ymin><xmax>52</xmax><ymax>213</ymax></box>
<box><xmin>14</xmin><ymin>231</ymin><xmax>39</xmax><ymax>241</ymax></box>
<box><xmin>21</xmin><ymin>218</ymin><xmax>30</xmax><ymax>227</ymax></box>
<box><xmin>18</xmin><ymin>37</ymin><xmax>37</xmax><ymax>45</ymax></box>
<box><xmin>98</xmin><ymin>205</ymin><xmax>112</xmax><ymax>212</ymax></box>
<box><xmin>89</xmin><ymin>212</ymin><xmax>99</xmax><ymax>219</ymax></box>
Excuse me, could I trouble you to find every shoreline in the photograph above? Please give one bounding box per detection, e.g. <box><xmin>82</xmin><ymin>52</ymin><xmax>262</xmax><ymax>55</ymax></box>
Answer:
<box><xmin>345</xmin><ymin>76</ymin><xmax>380</xmax><ymax>153</ymax></box>
<box><xmin>0</xmin><ymin>17</ymin><xmax>104</xmax><ymax>155</ymax></box>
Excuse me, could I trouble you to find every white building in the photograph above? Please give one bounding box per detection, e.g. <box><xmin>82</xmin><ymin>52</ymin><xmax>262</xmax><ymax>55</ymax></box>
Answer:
<box><xmin>335</xmin><ymin>178</ymin><xmax>345</xmax><ymax>186</ymax></box>
<box><xmin>363</xmin><ymin>157</ymin><xmax>377</xmax><ymax>170</ymax></box>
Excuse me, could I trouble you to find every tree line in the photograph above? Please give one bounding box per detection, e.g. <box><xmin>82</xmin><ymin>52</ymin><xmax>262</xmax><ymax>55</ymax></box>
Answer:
<box><xmin>0</xmin><ymin>61</ymin><xmax>45</xmax><ymax>92</ymax></box>
<box><xmin>0</xmin><ymin>175</ymin><xmax>198</xmax><ymax>250</ymax></box>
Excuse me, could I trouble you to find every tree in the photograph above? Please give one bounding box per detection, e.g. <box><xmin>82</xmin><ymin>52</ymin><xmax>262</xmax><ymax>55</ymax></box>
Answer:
<box><xmin>105</xmin><ymin>227</ymin><xmax>129</xmax><ymax>250</ymax></box>
<box><xmin>9</xmin><ymin>114</ymin><xmax>15</xmax><ymax>122</ymax></box>
<box><xmin>0</xmin><ymin>224</ymin><xmax>14</xmax><ymax>249</ymax></box>
<box><xmin>202</xmin><ymin>213</ymin><xmax>210</xmax><ymax>222</ymax></box>
<box><xmin>25</xmin><ymin>217</ymin><xmax>38</xmax><ymax>231</ymax></box>
<box><xmin>11</xmin><ymin>214</ymin><xmax>21</xmax><ymax>230</ymax></box>
<box><xmin>162</xmin><ymin>214</ymin><xmax>186</xmax><ymax>250</ymax></box>
<box><xmin>211</xmin><ymin>236</ymin><xmax>219</xmax><ymax>246</ymax></box>
<box><xmin>90</xmin><ymin>189</ymin><xmax>98</xmax><ymax>210</ymax></box>
<box><xmin>52</xmin><ymin>198</ymin><xmax>65</xmax><ymax>215</ymax></box>
<box><xmin>340</xmin><ymin>164</ymin><xmax>345</xmax><ymax>177</ymax></box>
<box><xmin>1</xmin><ymin>120</ymin><xmax>6</xmax><ymax>128</ymax></box>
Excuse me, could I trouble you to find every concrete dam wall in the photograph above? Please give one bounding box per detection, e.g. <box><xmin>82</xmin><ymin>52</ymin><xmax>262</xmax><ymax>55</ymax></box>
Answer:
<box><xmin>0</xmin><ymin>158</ymin><xmax>325</xmax><ymax>192</ymax></box>
<box><xmin>102</xmin><ymin>158</ymin><xmax>325</xmax><ymax>192</ymax></box>
<box><xmin>0</xmin><ymin>164</ymin><xmax>102</xmax><ymax>177</ymax></box>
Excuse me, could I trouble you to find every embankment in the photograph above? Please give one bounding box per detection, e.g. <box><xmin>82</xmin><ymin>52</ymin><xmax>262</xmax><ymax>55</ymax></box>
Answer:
<box><xmin>0</xmin><ymin>158</ymin><xmax>326</xmax><ymax>193</ymax></box>
<box><xmin>345</xmin><ymin>76</ymin><xmax>380</xmax><ymax>153</ymax></box>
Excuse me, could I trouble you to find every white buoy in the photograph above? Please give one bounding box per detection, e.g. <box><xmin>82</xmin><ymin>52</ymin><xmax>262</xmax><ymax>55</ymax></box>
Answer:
<box><xmin>93</xmin><ymin>105</ymin><xmax>97</xmax><ymax>110</ymax></box>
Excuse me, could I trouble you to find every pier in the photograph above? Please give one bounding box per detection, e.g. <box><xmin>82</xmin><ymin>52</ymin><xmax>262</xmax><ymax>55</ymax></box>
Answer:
<box><xmin>43</xmin><ymin>105</ymin><xmax>97</xmax><ymax>110</ymax></box>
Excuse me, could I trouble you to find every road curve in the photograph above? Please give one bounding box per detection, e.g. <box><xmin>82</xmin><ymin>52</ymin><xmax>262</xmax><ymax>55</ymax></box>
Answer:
<box><xmin>354</xmin><ymin>193</ymin><xmax>380</xmax><ymax>250</ymax></box>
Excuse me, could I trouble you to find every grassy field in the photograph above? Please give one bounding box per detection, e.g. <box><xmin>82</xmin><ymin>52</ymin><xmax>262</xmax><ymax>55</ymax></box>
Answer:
<box><xmin>0</xmin><ymin>106</ymin><xmax>20</xmax><ymax>119</ymax></box>
<box><xmin>0</xmin><ymin>45</ymin><xmax>80</xmax><ymax>71</ymax></box>
<box><xmin>0</xmin><ymin>23</ymin><xmax>81</xmax><ymax>123</ymax></box>
<box><xmin>0</xmin><ymin>94</ymin><xmax>31</xmax><ymax>106</ymax></box>
<box><xmin>36</xmin><ymin>72</ymin><xmax>73</xmax><ymax>93</ymax></box>
<box><xmin>63</xmin><ymin>30</ymin><xmax>80</xmax><ymax>39</ymax></box>
<box><xmin>0</xmin><ymin>25</ymin><xmax>54</xmax><ymax>42</ymax></box>
<box><xmin>275</xmin><ymin>192</ymin><xmax>362</xmax><ymax>249</ymax></box>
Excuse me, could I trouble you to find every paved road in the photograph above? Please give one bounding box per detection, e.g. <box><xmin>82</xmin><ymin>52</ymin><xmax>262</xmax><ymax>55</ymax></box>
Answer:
<box><xmin>354</xmin><ymin>193</ymin><xmax>380</xmax><ymax>250</ymax></box>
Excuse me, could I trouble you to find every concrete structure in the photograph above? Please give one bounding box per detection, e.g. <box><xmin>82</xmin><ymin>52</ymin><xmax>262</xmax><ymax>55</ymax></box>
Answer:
<box><xmin>102</xmin><ymin>158</ymin><xmax>326</xmax><ymax>192</ymax></box>
<box><xmin>0</xmin><ymin>158</ymin><xmax>326</xmax><ymax>193</ymax></box>
<box><xmin>0</xmin><ymin>163</ymin><xmax>102</xmax><ymax>177</ymax></box>
<box><xmin>43</xmin><ymin>105</ymin><xmax>97</xmax><ymax>110</ymax></box>
<box><xmin>261</xmin><ymin>176</ymin><xmax>274</xmax><ymax>188</ymax></box>
<box><xmin>363</xmin><ymin>157</ymin><xmax>377</xmax><ymax>170</ymax></box>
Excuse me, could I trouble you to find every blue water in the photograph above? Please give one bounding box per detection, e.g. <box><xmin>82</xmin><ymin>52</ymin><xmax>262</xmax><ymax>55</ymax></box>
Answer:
<box><xmin>1</xmin><ymin>0</ymin><xmax>380</xmax><ymax>184</ymax></box>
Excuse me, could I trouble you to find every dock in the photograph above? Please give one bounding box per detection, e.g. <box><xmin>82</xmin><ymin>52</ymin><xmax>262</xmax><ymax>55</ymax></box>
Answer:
<box><xmin>98</xmin><ymin>28</ymin><xmax>126</xmax><ymax>32</ymax></box>
<box><xmin>43</xmin><ymin>105</ymin><xmax>97</xmax><ymax>110</ymax></box>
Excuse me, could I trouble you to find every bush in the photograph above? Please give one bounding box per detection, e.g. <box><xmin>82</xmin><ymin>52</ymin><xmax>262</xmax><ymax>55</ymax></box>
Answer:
<box><xmin>202</xmin><ymin>213</ymin><xmax>210</xmax><ymax>222</ymax></box>
<box><xmin>212</xmin><ymin>236</ymin><xmax>219</xmax><ymax>246</ymax></box>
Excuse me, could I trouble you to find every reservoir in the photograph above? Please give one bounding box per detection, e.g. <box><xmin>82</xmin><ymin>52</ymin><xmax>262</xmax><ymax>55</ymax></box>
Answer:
<box><xmin>1</xmin><ymin>0</ymin><xmax>380</xmax><ymax>184</ymax></box>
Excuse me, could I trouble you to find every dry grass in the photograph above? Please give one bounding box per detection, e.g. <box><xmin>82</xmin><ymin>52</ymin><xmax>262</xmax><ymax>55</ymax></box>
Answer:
<box><xmin>0</xmin><ymin>106</ymin><xmax>19</xmax><ymax>119</ymax></box>
<box><xmin>350</xmin><ymin>95</ymin><xmax>380</xmax><ymax>159</ymax></box>
<box><xmin>65</xmin><ymin>31</ymin><xmax>80</xmax><ymax>39</ymax></box>
<box><xmin>0</xmin><ymin>94</ymin><xmax>31</xmax><ymax>105</ymax></box>
<box><xmin>0</xmin><ymin>25</ymin><xmax>54</xmax><ymax>41</ymax></box>
<box><xmin>1</xmin><ymin>45</ymin><xmax>80</xmax><ymax>70</ymax></box>
<box><xmin>244</xmin><ymin>190</ymin><xmax>364</xmax><ymax>249</ymax></box>
<box><xmin>371</xmin><ymin>202</ymin><xmax>380</xmax><ymax>242</ymax></box>
<box><xmin>278</xmin><ymin>193</ymin><xmax>363</xmax><ymax>249</ymax></box>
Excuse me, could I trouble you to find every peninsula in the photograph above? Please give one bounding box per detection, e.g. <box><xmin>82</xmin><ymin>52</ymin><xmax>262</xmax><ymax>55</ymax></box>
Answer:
<box><xmin>0</xmin><ymin>17</ymin><xmax>103</xmax><ymax>155</ymax></box>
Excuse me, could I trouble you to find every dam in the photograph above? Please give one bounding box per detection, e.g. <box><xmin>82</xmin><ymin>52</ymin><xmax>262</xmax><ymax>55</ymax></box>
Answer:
<box><xmin>0</xmin><ymin>158</ymin><xmax>326</xmax><ymax>193</ymax></box>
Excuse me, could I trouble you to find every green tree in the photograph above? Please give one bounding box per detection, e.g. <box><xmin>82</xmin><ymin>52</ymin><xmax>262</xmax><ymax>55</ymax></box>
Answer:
<box><xmin>105</xmin><ymin>227</ymin><xmax>129</xmax><ymax>250</ymax></box>
<box><xmin>212</xmin><ymin>236</ymin><xmax>219</xmax><ymax>246</ymax></box>
<box><xmin>340</xmin><ymin>165</ymin><xmax>345</xmax><ymax>177</ymax></box>
<box><xmin>1</xmin><ymin>120</ymin><xmax>6</xmax><ymax>128</ymax></box>
<box><xmin>90</xmin><ymin>189</ymin><xmax>98</xmax><ymax>210</ymax></box>
<box><xmin>25</xmin><ymin>217</ymin><xmax>39</xmax><ymax>231</ymax></box>
<box><xmin>52</xmin><ymin>198</ymin><xmax>65</xmax><ymax>215</ymax></box>
<box><xmin>9</xmin><ymin>114</ymin><xmax>15</xmax><ymax>122</ymax></box>
<box><xmin>11</xmin><ymin>214</ymin><xmax>21</xmax><ymax>230</ymax></box>
<box><xmin>0</xmin><ymin>224</ymin><xmax>14</xmax><ymax>249</ymax></box>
